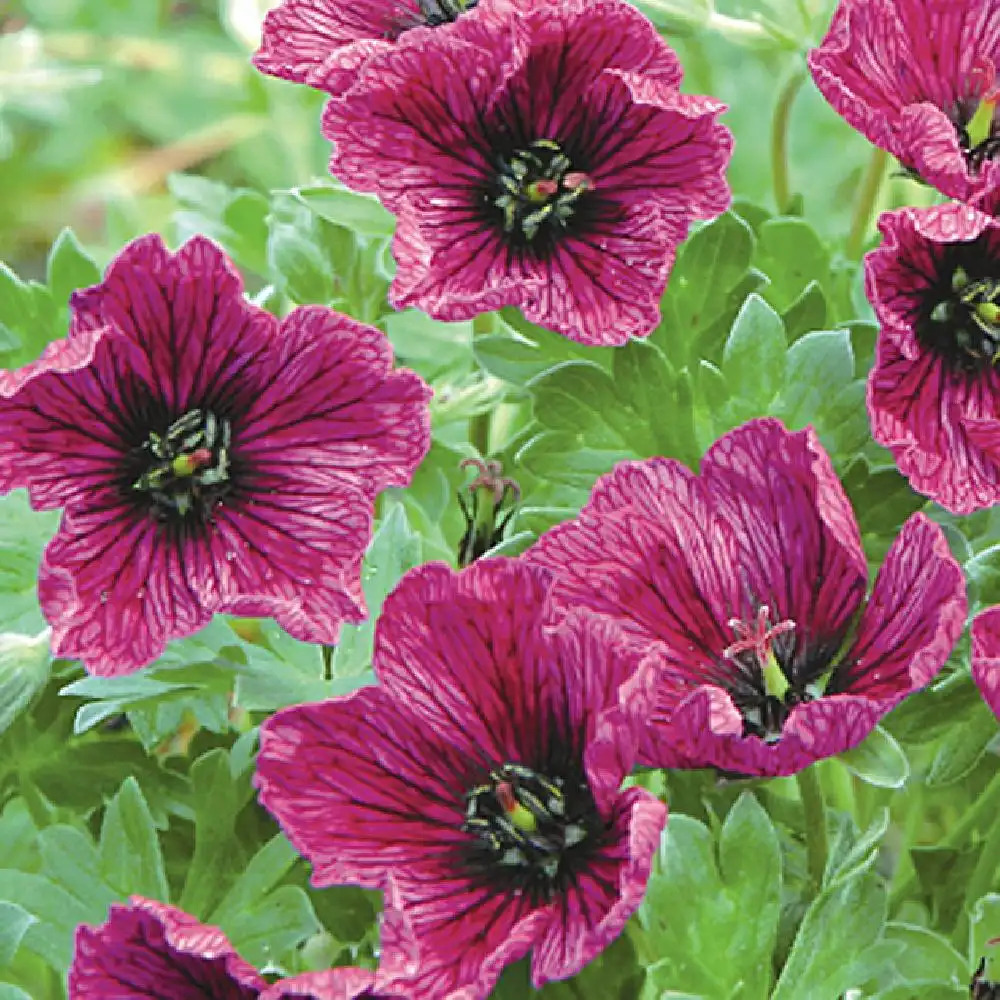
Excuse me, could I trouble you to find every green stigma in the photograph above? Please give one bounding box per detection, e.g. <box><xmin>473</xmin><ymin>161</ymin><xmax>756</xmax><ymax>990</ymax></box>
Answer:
<box><xmin>506</xmin><ymin>799</ymin><xmax>538</xmax><ymax>833</ymax></box>
<box><xmin>761</xmin><ymin>650</ymin><xmax>791</xmax><ymax>700</ymax></box>
<box><xmin>171</xmin><ymin>453</ymin><xmax>199</xmax><ymax>477</ymax></box>
<box><xmin>968</xmin><ymin>91</ymin><xmax>999</xmax><ymax>150</ymax></box>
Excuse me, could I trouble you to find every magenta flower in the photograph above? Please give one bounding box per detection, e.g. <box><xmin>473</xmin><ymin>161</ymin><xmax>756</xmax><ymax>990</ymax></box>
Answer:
<box><xmin>525</xmin><ymin>419</ymin><xmax>967</xmax><ymax>778</ymax></box>
<box><xmin>69</xmin><ymin>896</ymin><xmax>393</xmax><ymax>999</ymax></box>
<box><xmin>866</xmin><ymin>199</ymin><xmax>1000</xmax><ymax>513</ymax></box>
<box><xmin>320</xmin><ymin>0</ymin><xmax>732</xmax><ymax>346</ymax></box>
<box><xmin>255</xmin><ymin>560</ymin><xmax>667</xmax><ymax>997</ymax></box>
<box><xmin>69</xmin><ymin>897</ymin><xmax>267</xmax><ymax>998</ymax></box>
<box><xmin>808</xmin><ymin>0</ymin><xmax>1000</xmax><ymax>202</ymax></box>
<box><xmin>253</xmin><ymin>0</ymin><xmax>494</xmax><ymax>94</ymax></box>
<box><xmin>972</xmin><ymin>607</ymin><xmax>1000</xmax><ymax>721</ymax></box>
<box><xmin>0</xmin><ymin>234</ymin><xmax>430</xmax><ymax>676</ymax></box>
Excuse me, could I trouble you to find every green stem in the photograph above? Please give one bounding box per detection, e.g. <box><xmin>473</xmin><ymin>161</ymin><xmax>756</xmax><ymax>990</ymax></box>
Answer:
<box><xmin>771</xmin><ymin>66</ymin><xmax>807</xmax><ymax>214</ymax></box>
<box><xmin>470</xmin><ymin>313</ymin><xmax>495</xmax><ymax>457</ymax></box>
<box><xmin>890</xmin><ymin>767</ymin><xmax>1000</xmax><ymax>909</ymax></box>
<box><xmin>845</xmin><ymin>147</ymin><xmax>889</xmax><ymax>259</ymax></box>
<box><xmin>797</xmin><ymin>765</ymin><xmax>828</xmax><ymax>894</ymax></box>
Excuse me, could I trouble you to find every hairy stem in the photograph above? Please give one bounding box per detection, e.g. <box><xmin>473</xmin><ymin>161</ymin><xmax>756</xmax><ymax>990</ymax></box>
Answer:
<box><xmin>797</xmin><ymin>765</ymin><xmax>829</xmax><ymax>894</ymax></box>
<box><xmin>771</xmin><ymin>66</ymin><xmax>807</xmax><ymax>214</ymax></box>
<box><xmin>470</xmin><ymin>313</ymin><xmax>496</xmax><ymax>456</ymax></box>
<box><xmin>845</xmin><ymin>147</ymin><xmax>889</xmax><ymax>259</ymax></box>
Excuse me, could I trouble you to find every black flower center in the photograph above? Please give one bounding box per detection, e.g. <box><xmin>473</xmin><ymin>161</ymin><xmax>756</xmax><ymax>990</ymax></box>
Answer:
<box><xmin>130</xmin><ymin>408</ymin><xmax>232</xmax><ymax>521</ymax></box>
<box><xmin>720</xmin><ymin>605</ymin><xmax>841</xmax><ymax>742</ymax></box>
<box><xmin>916</xmin><ymin>251</ymin><xmax>1000</xmax><ymax>375</ymax></box>
<box><xmin>491</xmin><ymin>139</ymin><xmax>593</xmax><ymax>245</ymax></box>
<box><xmin>462</xmin><ymin>762</ymin><xmax>600</xmax><ymax>902</ymax></box>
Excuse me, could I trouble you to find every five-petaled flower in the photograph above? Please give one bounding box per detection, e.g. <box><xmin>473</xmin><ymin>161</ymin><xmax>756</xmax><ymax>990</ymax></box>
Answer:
<box><xmin>0</xmin><ymin>234</ymin><xmax>430</xmax><ymax>676</ymax></box>
<box><xmin>525</xmin><ymin>418</ymin><xmax>967</xmax><ymax>777</ymax></box>
<box><xmin>866</xmin><ymin>197</ymin><xmax>1000</xmax><ymax>513</ymax></box>
<box><xmin>319</xmin><ymin>0</ymin><xmax>732</xmax><ymax>346</ymax></box>
<box><xmin>255</xmin><ymin>559</ymin><xmax>667</xmax><ymax>998</ymax></box>
<box><xmin>809</xmin><ymin>0</ymin><xmax>1000</xmax><ymax>203</ymax></box>
<box><xmin>68</xmin><ymin>895</ymin><xmax>389</xmax><ymax>999</ymax></box>
<box><xmin>253</xmin><ymin>0</ymin><xmax>491</xmax><ymax>95</ymax></box>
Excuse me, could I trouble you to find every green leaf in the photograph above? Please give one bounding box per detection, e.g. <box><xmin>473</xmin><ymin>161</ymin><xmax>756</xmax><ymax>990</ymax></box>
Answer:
<box><xmin>266</xmin><ymin>193</ymin><xmax>335</xmax><ymax>305</ymax></box>
<box><xmin>0</xmin><ymin>491</ymin><xmax>60</xmax><ymax>634</ymax></box>
<box><xmin>0</xmin><ymin>264</ymin><xmax>60</xmax><ymax>370</ymax></box>
<box><xmin>216</xmin><ymin>885</ymin><xmax>319</xmax><ymax>969</ymax></box>
<box><xmin>209</xmin><ymin>834</ymin><xmax>299</xmax><ymax>926</ymax></box>
<box><xmin>516</xmin><ymin>430</ymin><xmax>633</xmax><ymax>493</ymax></box>
<box><xmin>170</xmin><ymin>173</ymin><xmax>271</xmax><ymax>277</ymax></box>
<box><xmin>754</xmin><ymin>217</ymin><xmax>831</xmax><ymax>313</ymax></box>
<box><xmin>966</xmin><ymin>543</ymin><xmax>1000</xmax><ymax>609</ymax></box>
<box><xmin>529</xmin><ymin>360</ymin><xmax>655</xmax><ymax>455</ymax></box>
<box><xmin>721</xmin><ymin>292</ymin><xmax>787</xmax><ymax>412</ymax></box>
<box><xmin>774</xmin><ymin>328</ymin><xmax>854</xmax><ymax>424</ymax></box>
<box><xmin>62</xmin><ymin>619</ymin><xmax>244</xmax><ymax>744</ymax></box>
<box><xmin>0</xmin><ymin>630</ymin><xmax>51</xmax><ymax>737</ymax></box>
<box><xmin>0</xmin><ymin>902</ymin><xmax>35</xmax><ymax>966</ymax></box>
<box><xmin>878</xmin><ymin>922</ymin><xmax>967</xmax><ymax>992</ymax></box>
<box><xmin>330</xmin><ymin>503</ymin><xmax>422</xmax><ymax>678</ymax></box>
<box><xmin>838</xmin><ymin>725</ymin><xmax>910</xmax><ymax>789</ymax></box>
<box><xmin>771</xmin><ymin>868</ymin><xmax>896</xmax><ymax>1000</ymax></box>
<box><xmin>612</xmin><ymin>339</ymin><xmax>696</xmax><ymax>462</ymax></box>
<box><xmin>99</xmin><ymin>777</ymin><xmax>169</xmax><ymax>900</ymax></box>
<box><xmin>46</xmin><ymin>227</ymin><xmax>101</xmax><ymax>307</ymax></box>
<box><xmin>0</xmin><ymin>985</ymin><xmax>33</xmax><ymax>1000</ymax></box>
<box><xmin>384</xmin><ymin>309</ymin><xmax>472</xmax><ymax>379</ymax></box>
<box><xmin>825</xmin><ymin>809</ymin><xmax>889</xmax><ymax>888</ymax></box>
<box><xmin>654</xmin><ymin>211</ymin><xmax>757</xmax><ymax>363</ymax></box>
<box><xmin>782</xmin><ymin>280</ymin><xmax>828</xmax><ymax>340</ymax></box>
<box><xmin>178</xmin><ymin>749</ymin><xmax>255</xmax><ymax>917</ymax></box>
<box><xmin>293</xmin><ymin>180</ymin><xmax>396</xmax><ymax>238</ymax></box>
<box><xmin>640</xmin><ymin>795</ymin><xmax>781</xmax><ymax>1000</ymax></box>
<box><xmin>925</xmin><ymin>698</ymin><xmax>999</xmax><ymax>786</ymax></box>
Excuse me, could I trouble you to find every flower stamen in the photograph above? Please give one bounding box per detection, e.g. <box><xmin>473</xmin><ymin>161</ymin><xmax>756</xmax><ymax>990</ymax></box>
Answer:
<box><xmin>925</xmin><ymin>265</ymin><xmax>1000</xmax><ymax>371</ymax></box>
<box><xmin>492</xmin><ymin>140</ymin><xmax>593</xmax><ymax>245</ymax></box>
<box><xmin>462</xmin><ymin>762</ymin><xmax>591</xmax><ymax>898</ymax></box>
<box><xmin>133</xmin><ymin>408</ymin><xmax>232</xmax><ymax>520</ymax></box>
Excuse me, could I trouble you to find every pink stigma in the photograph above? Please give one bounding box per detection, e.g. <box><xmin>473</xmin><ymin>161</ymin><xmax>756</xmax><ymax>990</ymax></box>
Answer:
<box><xmin>724</xmin><ymin>605</ymin><xmax>796</xmax><ymax>666</ymax></box>
<box><xmin>563</xmin><ymin>171</ymin><xmax>593</xmax><ymax>191</ymax></box>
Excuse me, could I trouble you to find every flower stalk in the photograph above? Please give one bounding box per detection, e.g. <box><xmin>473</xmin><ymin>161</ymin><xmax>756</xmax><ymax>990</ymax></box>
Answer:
<box><xmin>797</xmin><ymin>765</ymin><xmax>828</xmax><ymax>895</ymax></box>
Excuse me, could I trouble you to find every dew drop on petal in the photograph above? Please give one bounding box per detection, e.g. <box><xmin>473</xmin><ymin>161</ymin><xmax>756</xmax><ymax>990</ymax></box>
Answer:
<box><xmin>99</xmin><ymin>591</ymin><xmax>109</xmax><ymax>604</ymax></box>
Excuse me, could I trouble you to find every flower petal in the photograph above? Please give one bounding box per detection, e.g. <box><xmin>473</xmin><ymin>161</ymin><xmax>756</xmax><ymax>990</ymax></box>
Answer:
<box><xmin>838</xmin><ymin>512</ymin><xmax>966</xmax><ymax>701</ymax></box>
<box><xmin>69</xmin><ymin>896</ymin><xmax>264</xmax><ymax>999</ymax></box>
<box><xmin>971</xmin><ymin>606</ymin><xmax>1000</xmax><ymax>720</ymax></box>
<box><xmin>256</xmin><ymin>687</ymin><xmax>474</xmax><ymax>888</ymax></box>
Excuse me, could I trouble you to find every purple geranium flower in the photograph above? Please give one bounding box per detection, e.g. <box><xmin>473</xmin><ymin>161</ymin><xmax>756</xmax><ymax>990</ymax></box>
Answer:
<box><xmin>0</xmin><ymin>234</ymin><xmax>430</xmax><ymax>676</ymax></box>
<box><xmin>319</xmin><ymin>0</ymin><xmax>732</xmax><ymax>346</ymax></box>
<box><xmin>808</xmin><ymin>0</ymin><xmax>1000</xmax><ymax>202</ymax></box>
<box><xmin>525</xmin><ymin>419</ymin><xmax>966</xmax><ymax>777</ymax></box>
<box><xmin>972</xmin><ymin>607</ymin><xmax>1000</xmax><ymax>721</ymax></box>
<box><xmin>253</xmin><ymin>0</ymin><xmax>499</xmax><ymax>94</ymax></box>
<box><xmin>69</xmin><ymin>896</ymin><xmax>395</xmax><ymax>999</ymax></box>
<box><xmin>69</xmin><ymin>897</ymin><xmax>267</xmax><ymax>999</ymax></box>
<box><xmin>255</xmin><ymin>560</ymin><xmax>667</xmax><ymax>998</ymax></box>
<box><xmin>866</xmin><ymin>199</ymin><xmax>1000</xmax><ymax>513</ymax></box>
